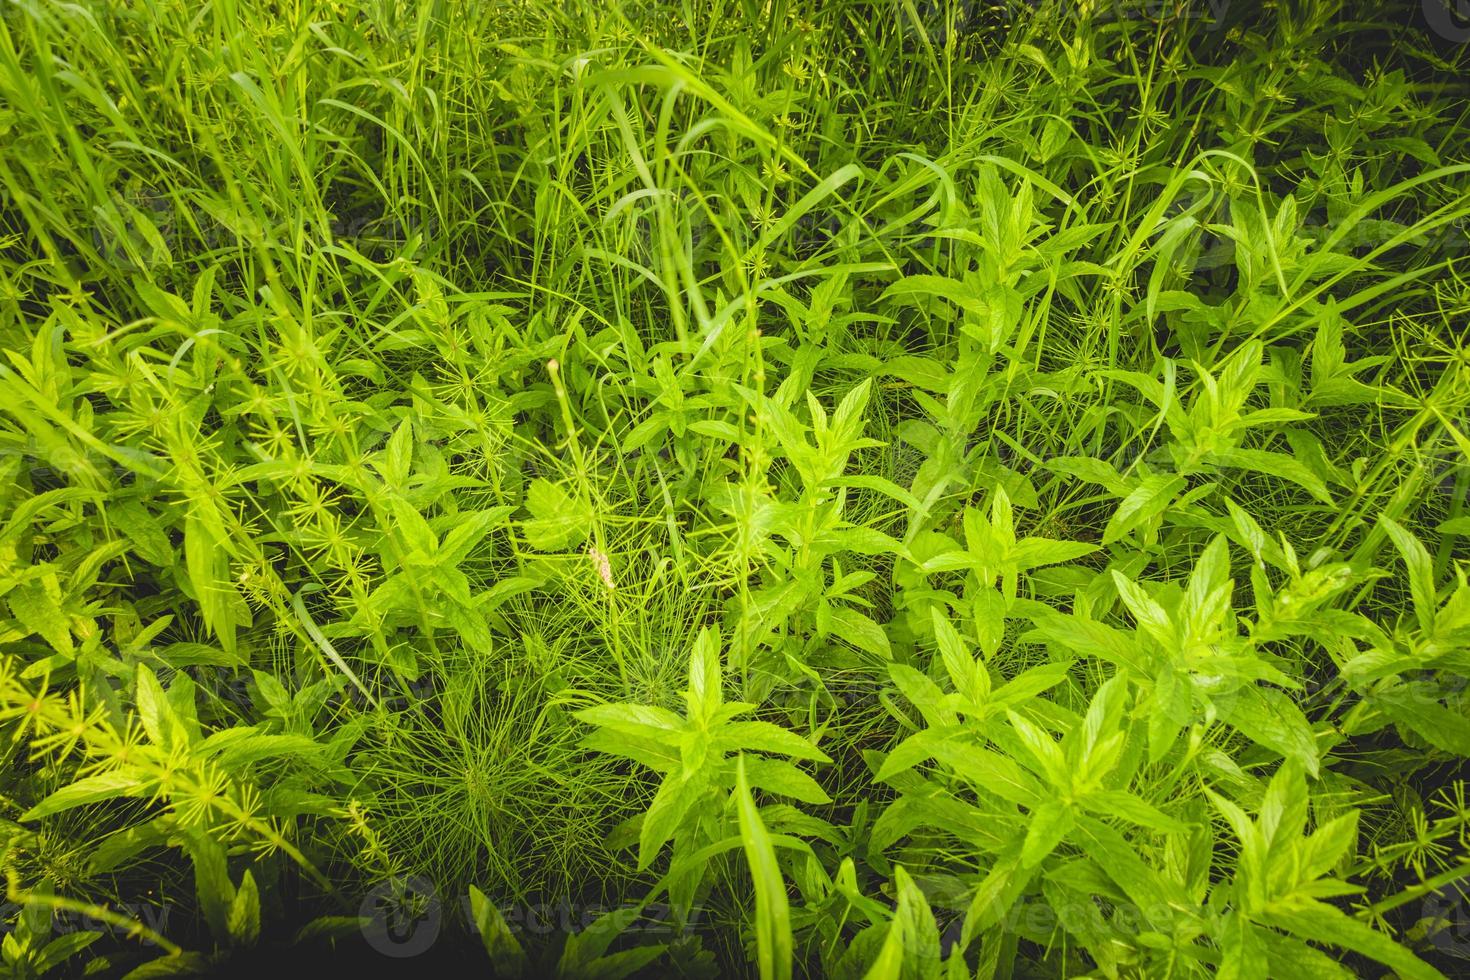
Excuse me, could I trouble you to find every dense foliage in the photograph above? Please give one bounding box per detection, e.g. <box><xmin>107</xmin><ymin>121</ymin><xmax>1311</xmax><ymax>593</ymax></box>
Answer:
<box><xmin>1</xmin><ymin>0</ymin><xmax>1468</xmax><ymax>976</ymax></box>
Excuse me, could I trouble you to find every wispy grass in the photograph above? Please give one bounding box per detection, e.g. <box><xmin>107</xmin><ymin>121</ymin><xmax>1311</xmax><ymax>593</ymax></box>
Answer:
<box><xmin>0</xmin><ymin>0</ymin><xmax>1468</xmax><ymax>976</ymax></box>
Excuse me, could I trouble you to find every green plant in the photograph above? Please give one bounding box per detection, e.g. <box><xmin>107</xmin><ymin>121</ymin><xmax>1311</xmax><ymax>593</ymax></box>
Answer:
<box><xmin>0</xmin><ymin>0</ymin><xmax>1467</xmax><ymax>976</ymax></box>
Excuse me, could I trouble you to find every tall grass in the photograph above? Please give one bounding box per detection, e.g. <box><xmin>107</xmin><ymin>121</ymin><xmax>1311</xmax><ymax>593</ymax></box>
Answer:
<box><xmin>0</xmin><ymin>0</ymin><xmax>1468</xmax><ymax>976</ymax></box>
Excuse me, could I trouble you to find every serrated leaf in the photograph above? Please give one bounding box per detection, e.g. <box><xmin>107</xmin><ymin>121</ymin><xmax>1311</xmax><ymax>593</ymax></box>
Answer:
<box><xmin>741</xmin><ymin>757</ymin><xmax>831</xmax><ymax>804</ymax></box>
<box><xmin>1374</xmin><ymin>685</ymin><xmax>1470</xmax><ymax>756</ymax></box>
<box><xmin>227</xmin><ymin>870</ymin><xmax>260</xmax><ymax>947</ymax></box>
<box><xmin>1380</xmin><ymin>517</ymin><xmax>1437</xmax><ymax>634</ymax></box>
<box><xmin>821</xmin><ymin>604</ymin><xmax>891</xmax><ymax>659</ymax></box>
<box><xmin>638</xmin><ymin>771</ymin><xmax>705</xmax><ymax>870</ymax></box>
<box><xmin>1021</xmin><ymin>800</ymin><xmax>1073</xmax><ymax>867</ymax></box>
<box><xmin>931</xmin><ymin>608</ymin><xmax>978</xmax><ymax>703</ymax></box>
<box><xmin>470</xmin><ymin>885</ymin><xmax>529</xmax><ymax>977</ymax></box>
<box><xmin>1270</xmin><ymin>900</ymin><xmax>1440</xmax><ymax>980</ymax></box>
<box><xmin>382</xmin><ymin>417</ymin><xmax>414</xmax><ymax>488</ymax></box>
<box><xmin>184</xmin><ymin>506</ymin><xmax>237</xmax><ymax>654</ymax></box>
<box><xmin>1217</xmin><ymin>685</ymin><xmax>1320</xmax><ymax>777</ymax></box>
<box><xmin>521</xmin><ymin>478</ymin><xmax>590</xmax><ymax>551</ymax></box>
<box><xmin>1208</xmin><ymin>448</ymin><xmax>1333</xmax><ymax>505</ymax></box>
<box><xmin>1103</xmin><ymin>475</ymin><xmax>1185</xmax><ymax>546</ymax></box>
<box><xmin>714</xmin><ymin>722</ymin><xmax>830</xmax><ymax>763</ymax></box>
<box><xmin>184</xmin><ymin>830</ymin><xmax>234</xmax><ymax>941</ymax></box>
<box><xmin>1008</xmin><ymin>538</ymin><xmax>1098</xmax><ymax>571</ymax></box>
<box><xmin>6</xmin><ymin>581</ymin><xmax>72</xmax><ymax>656</ymax></box>
<box><xmin>21</xmin><ymin>771</ymin><xmax>150</xmax><ymax>821</ymax></box>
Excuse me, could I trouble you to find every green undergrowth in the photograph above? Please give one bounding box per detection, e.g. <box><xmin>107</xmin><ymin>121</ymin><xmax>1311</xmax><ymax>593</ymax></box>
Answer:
<box><xmin>1</xmin><ymin>0</ymin><xmax>1469</xmax><ymax>976</ymax></box>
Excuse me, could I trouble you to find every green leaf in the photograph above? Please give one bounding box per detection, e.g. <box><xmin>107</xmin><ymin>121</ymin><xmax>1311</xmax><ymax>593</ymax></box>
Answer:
<box><xmin>991</xmin><ymin>662</ymin><xmax>1073</xmax><ymax>709</ymax></box>
<box><xmin>1045</xmin><ymin>456</ymin><xmax>1128</xmax><ymax>495</ymax></box>
<box><xmin>521</xmin><ymin>478</ymin><xmax>590</xmax><ymax>551</ymax></box>
<box><xmin>973</xmin><ymin>587</ymin><xmax>1007</xmax><ymax>662</ymax></box>
<box><xmin>135</xmin><ymin>663</ymin><xmax>187</xmax><ymax>749</ymax></box>
<box><xmin>6</xmin><ymin>581</ymin><xmax>72</xmax><ymax>656</ymax></box>
<box><xmin>893</xmin><ymin>864</ymin><xmax>942</xmax><ymax>980</ymax></box>
<box><xmin>887</xmin><ymin>663</ymin><xmax>952</xmax><ymax>729</ymax></box>
<box><xmin>291</xmin><ymin>590</ymin><xmax>380</xmax><ymax>710</ymax></box>
<box><xmin>390</xmin><ymin>495</ymin><xmax>437</xmax><ymax>558</ymax></box>
<box><xmin>437</xmin><ymin>508</ymin><xmax>513</xmax><ymax>566</ymax></box>
<box><xmin>1148</xmin><ymin>665</ymin><xmax>1190</xmax><ymax>764</ymax></box>
<box><xmin>715</xmin><ymin>722</ymin><xmax>830</xmax><ymax>763</ymax></box>
<box><xmin>184</xmin><ymin>830</ymin><xmax>235</xmax><ymax>941</ymax></box>
<box><xmin>1028</xmin><ymin>611</ymin><xmax>1152</xmax><ymax>675</ymax></box>
<box><xmin>922</xmin><ymin>753</ymin><xmax>1019</xmax><ymax>820</ymax></box>
<box><xmin>1071</xmin><ymin>815</ymin><xmax>1182</xmax><ymax>913</ymax></box>
<box><xmin>108</xmin><ymin>500</ymin><xmax>174</xmax><ymax>566</ymax></box>
<box><xmin>1219</xmin><ymin>910</ymin><xmax>1269</xmax><ymax>980</ymax></box>
<box><xmin>639</xmin><ymin>771</ymin><xmax>706</xmax><ymax>870</ymax></box>
<box><xmin>1103</xmin><ymin>475</ymin><xmax>1185</xmax><ymax>546</ymax></box>
<box><xmin>824</xmin><ymin>475</ymin><xmax>926</xmax><ymax>514</ymax></box>
<box><xmin>469</xmin><ymin>885</ymin><xmax>529</xmax><ymax>978</ymax></box>
<box><xmin>382</xmin><ymin>417</ymin><xmax>414</xmax><ymax>488</ymax></box>
<box><xmin>227</xmin><ymin>870</ymin><xmax>261</xmax><ymax>947</ymax></box>
<box><xmin>686</xmin><ymin>627</ymin><xmax>723</xmax><ymax>724</ymax></box>
<box><xmin>1218</xmin><ymin>685</ymin><xmax>1320</xmax><ymax>778</ymax></box>
<box><xmin>154</xmin><ymin>642</ymin><xmax>245</xmax><ymax>669</ymax></box>
<box><xmin>32</xmin><ymin>930</ymin><xmax>101</xmax><ymax>975</ymax></box>
<box><xmin>580</xmin><ymin>729</ymin><xmax>681</xmax><ymax>772</ymax></box>
<box><xmin>960</xmin><ymin>847</ymin><xmax>1030</xmax><ymax>947</ymax></box>
<box><xmin>1021</xmin><ymin>800</ymin><xmax>1073</xmax><ymax>867</ymax></box>
<box><xmin>1111</xmin><ymin>571</ymin><xmax>1176</xmax><ymax>651</ymax></box>
<box><xmin>1374</xmin><ymin>684</ymin><xmax>1470</xmax><ymax>755</ymax></box>
<box><xmin>741</xmin><ymin>757</ymin><xmax>830</xmax><ymax>805</ymax></box>
<box><xmin>827</xmin><ymin>526</ymin><xmax>906</xmax><ymax>557</ymax></box>
<box><xmin>880</xmin><ymin>275</ymin><xmax>988</xmax><ymax>315</ymax></box>
<box><xmin>1084</xmin><ymin>790</ymin><xmax>1186</xmax><ymax>834</ymax></box>
<box><xmin>184</xmin><ymin>505</ymin><xmax>238</xmax><ymax>654</ymax></box>
<box><xmin>558</xmin><ymin>904</ymin><xmax>644</xmax><ymax>973</ymax></box>
<box><xmin>736</xmin><ymin>756</ymin><xmax>794</xmax><ymax>980</ymax></box>
<box><xmin>292</xmin><ymin>916</ymin><xmax>370</xmax><ymax>946</ymax></box>
<box><xmin>118</xmin><ymin>951</ymin><xmax>215</xmax><ymax>977</ymax></box>
<box><xmin>819</xmin><ymin>604</ymin><xmax>891</xmax><ymax>659</ymax></box>
<box><xmin>861</xmin><ymin>914</ymin><xmax>905</xmax><ymax>980</ymax></box>
<box><xmin>931</xmin><ymin>608</ymin><xmax>979</xmax><ymax>703</ymax></box>
<box><xmin>1005</xmin><ymin>711</ymin><xmax>1068</xmax><ymax>788</ymax></box>
<box><xmin>21</xmin><ymin>770</ymin><xmax>150</xmax><ymax>821</ymax></box>
<box><xmin>575</xmin><ymin>703</ymin><xmax>686</xmax><ymax>738</ymax></box>
<box><xmin>1380</xmin><ymin>517</ymin><xmax>1437</xmax><ymax>633</ymax></box>
<box><xmin>1008</xmin><ymin>537</ymin><xmax>1098</xmax><ymax>571</ymax></box>
<box><xmin>1208</xmin><ymin>448</ymin><xmax>1334</xmax><ymax>505</ymax></box>
<box><xmin>1271</xmin><ymin>900</ymin><xmax>1442</xmax><ymax>980</ymax></box>
<box><xmin>831</xmin><ymin>377</ymin><xmax>874</xmax><ymax>439</ymax></box>
<box><xmin>199</xmin><ymin>730</ymin><xmax>325</xmax><ymax>768</ymax></box>
<box><xmin>1258</xmin><ymin>929</ymin><xmax>1355</xmax><ymax>979</ymax></box>
<box><xmin>1301</xmin><ymin>811</ymin><xmax>1359</xmax><ymax>881</ymax></box>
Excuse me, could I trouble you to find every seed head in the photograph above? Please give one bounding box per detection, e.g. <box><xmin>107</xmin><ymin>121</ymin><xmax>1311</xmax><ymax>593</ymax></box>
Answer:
<box><xmin>587</xmin><ymin>544</ymin><xmax>615</xmax><ymax>590</ymax></box>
